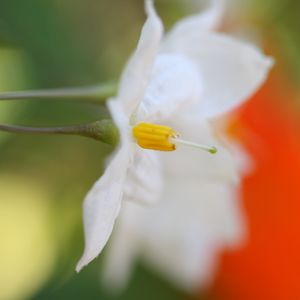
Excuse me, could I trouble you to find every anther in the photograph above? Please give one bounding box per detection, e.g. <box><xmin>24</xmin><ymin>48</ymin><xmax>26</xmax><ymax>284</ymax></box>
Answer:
<box><xmin>132</xmin><ymin>123</ymin><xmax>177</xmax><ymax>151</ymax></box>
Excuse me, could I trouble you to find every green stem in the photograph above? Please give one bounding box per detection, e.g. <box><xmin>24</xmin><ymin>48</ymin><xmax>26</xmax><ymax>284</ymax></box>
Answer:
<box><xmin>0</xmin><ymin>120</ymin><xmax>119</xmax><ymax>146</ymax></box>
<box><xmin>0</xmin><ymin>82</ymin><xmax>117</xmax><ymax>103</ymax></box>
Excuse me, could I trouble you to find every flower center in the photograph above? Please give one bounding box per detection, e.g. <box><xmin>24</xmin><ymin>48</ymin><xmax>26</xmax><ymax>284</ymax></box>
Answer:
<box><xmin>132</xmin><ymin>123</ymin><xmax>217</xmax><ymax>154</ymax></box>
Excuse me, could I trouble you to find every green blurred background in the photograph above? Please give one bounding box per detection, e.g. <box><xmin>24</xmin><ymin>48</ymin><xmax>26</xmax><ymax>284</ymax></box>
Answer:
<box><xmin>0</xmin><ymin>0</ymin><xmax>299</xmax><ymax>299</ymax></box>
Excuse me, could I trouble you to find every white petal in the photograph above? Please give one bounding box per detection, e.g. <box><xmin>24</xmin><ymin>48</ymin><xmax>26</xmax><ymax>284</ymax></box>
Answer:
<box><xmin>146</xmin><ymin>180</ymin><xmax>245</xmax><ymax>248</ymax></box>
<box><xmin>102</xmin><ymin>150</ymin><xmax>246</xmax><ymax>290</ymax></box>
<box><xmin>138</xmin><ymin>179</ymin><xmax>245</xmax><ymax>290</ymax></box>
<box><xmin>211</xmin><ymin>115</ymin><xmax>254</xmax><ymax>176</ymax></box>
<box><xmin>124</xmin><ymin>148</ymin><xmax>163</xmax><ymax>204</ymax></box>
<box><xmin>76</xmin><ymin>144</ymin><xmax>131</xmax><ymax>272</ymax></box>
<box><xmin>118</xmin><ymin>0</ymin><xmax>163</xmax><ymax>117</ymax></box>
<box><xmin>164</xmin><ymin>0</ymin><xmax>225</xmax><ymax>44</ymax></box>
<box><xmin>136</xmin><ymin>54</ymin><xmax>203</xmax><ymax>123</ymax></box>
<box><xmin>162</xmin><ymin>119</ymin><xmax>239</xmax><ymax>183</ymax></box>
<box><xmin>142</xmin><ymin>225</ymin><xmax>220</xmax><ymax>291</ymax></box>
<box><xmin>162</xmin><ymin>31</ymin><xmax>273</xmax><ymax>118</ymax></box>
<box><xmin>228</xmin><ymin>140</ymin><xmax>254</xmax><ymax>176</ymax></box>
<box><xmin>102</xmin><ymin>202</ymin><xmax>139</xmax><ymax>291</ymax></box>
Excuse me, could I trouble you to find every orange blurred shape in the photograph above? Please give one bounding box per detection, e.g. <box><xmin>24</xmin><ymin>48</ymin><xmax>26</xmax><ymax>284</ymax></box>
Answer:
<box><xmin>209</xmin><ymin>75</ymin><xmax>300</xmax><ymax>300</ymax></box>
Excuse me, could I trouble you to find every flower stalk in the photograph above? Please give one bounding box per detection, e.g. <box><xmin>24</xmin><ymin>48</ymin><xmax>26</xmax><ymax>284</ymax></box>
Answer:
<box><xmin>0</xmin><ymin>82</ymin><xmax>117</xmax><ymax>103</ymax></box>
<box><xmin>0</xmin><ymin>120</ymin><xmax>119</xmax><ymax>146</ymax></box>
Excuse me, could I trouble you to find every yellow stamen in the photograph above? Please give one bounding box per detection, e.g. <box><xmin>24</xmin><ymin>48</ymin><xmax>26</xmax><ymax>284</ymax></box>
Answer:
<box><xmin>132</xmin><ymin>123</ymin><xmax>177</xmax><ymax>151</ymax></box>
<box><xmin>132</xmin><ymin>122</ymin><xmax>217</xmax><ymax>154</ymax></box>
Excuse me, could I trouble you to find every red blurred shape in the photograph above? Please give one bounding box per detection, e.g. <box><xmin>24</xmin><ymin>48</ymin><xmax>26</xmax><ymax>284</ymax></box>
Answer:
<box><xmin>209</xmin><ymin>76</ymin><xmax>300</xmax><ymax>300</ymax></box>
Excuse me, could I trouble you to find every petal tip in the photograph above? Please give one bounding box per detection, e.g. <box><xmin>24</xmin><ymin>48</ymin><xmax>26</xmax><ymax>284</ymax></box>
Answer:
<box><xmin>253</xmin><ymin>48</ymin><xmax>274</xmax><ymax>71</ymax></box>
<box><xmin>265</xmin><ymin>56</ymin><xmax>275</xmax><ymax>69</ymax></box>
<box><xmin>75</xmin><ymin>260</ymin><xmax>84</xmax><ymax>273</ymax></box>
<box><xmin>255</xmin><ymin>54</ymin><xmax>274</xmax><ymax>82</ymax></box>
<box><xmin>76</xmin><ymin>253</ymin><xmax>91</xmax><ymax>273</ymax></box>
<box><xmin>144</xmin><ymin>0</ymin><xmax>163</xmax><ymax>31</ymax></box>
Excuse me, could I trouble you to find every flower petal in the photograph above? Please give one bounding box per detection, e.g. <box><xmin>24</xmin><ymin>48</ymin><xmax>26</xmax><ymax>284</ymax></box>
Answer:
<box><xmin>118</xmin><ymin>0</ymin><xmax>163</xmax><ymax>117</ymax></box>
<box><xmin>124</xmin><ymin>148</ymin><xmax>163</xmax><ymax>204</ymax></box>
<box><xmin>102</xmin><ymin>202</ymin><xmax>139</xmax><ymax>291</ymax></box>
<box><xmin>136</xmin><ymin>53</ymin><xmax>203</xmax><ymax>123</ymax></box>
<box><xmin>162</xmin><ymin>32</ymin><xmax>273</xmax><ymax>119</ymax></box>
<box><xmin>102</xmin><ymin>168</ymin><xmax>245</xmax><ymax>291</ymax></box>
<box><xmin>76</xmin><ymin>144</ymin><xmax>131</xmax><ymax>272</ymax></box>
<box><xmin>165</xmin><ymin>0</ymin><xmax>225</xmax><ymax>42</ymax></box>
<box><xmin>138</xmin><ymin>179</ymin><xmax>245</xmax><ymax>291</ymax></box>
<box><xmin>162</xmin><ymin>119</ymin><xmax>239</xmax><ymax>183</ymax></box>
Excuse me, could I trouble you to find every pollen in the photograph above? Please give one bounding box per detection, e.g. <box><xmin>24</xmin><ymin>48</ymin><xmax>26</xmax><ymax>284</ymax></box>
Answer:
<box><xmin>132</xmin><ymin>122</ymin><xmax>177</xmax><ymax>151</ymax></box>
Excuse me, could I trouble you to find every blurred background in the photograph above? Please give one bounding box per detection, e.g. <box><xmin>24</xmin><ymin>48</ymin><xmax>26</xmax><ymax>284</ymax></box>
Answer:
<box><xmin>0</xmin><ymin>0</ymin><xmax>299</xmax><ymax>299</ymax></box>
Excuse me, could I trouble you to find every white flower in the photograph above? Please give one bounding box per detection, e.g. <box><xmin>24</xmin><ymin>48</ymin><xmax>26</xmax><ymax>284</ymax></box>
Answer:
<box><xmin>76</xmin><ymin>0</ymin><xmax>272</xmax><ymax>274</ymax></box>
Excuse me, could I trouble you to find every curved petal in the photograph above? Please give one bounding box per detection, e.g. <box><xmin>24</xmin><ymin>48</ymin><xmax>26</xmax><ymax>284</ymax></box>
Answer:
<box><xmin>164</xmin><ymin>0</ymin><xmax>225</xmax><ymax>45</ymax></box>
<box><xmin>76</xmin><ymin>144</ymin><xmax>131</xmax><ymax>272</ymax></box>
<box><xmin>118</xmin><ymin>0</ymin><xmax>163</xmax><ymax>117</ymax></box>
<box><xmin>162</xmin><ymin>32</ymin><xmax>273</xmax><ymax>119</ymax></box>
<box><xmin>136</xmin><ymin>54</ymin><xmax>203</xmax><ymax>123</ymax></box>
<box><xmin>124</xmin><ymin>148</ymin><xmax>163</xmax><ymax>204</ymax></box>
